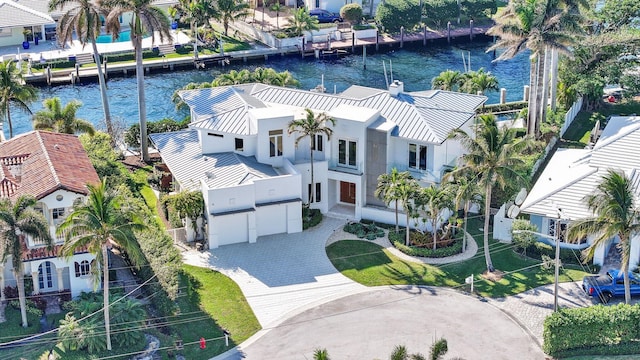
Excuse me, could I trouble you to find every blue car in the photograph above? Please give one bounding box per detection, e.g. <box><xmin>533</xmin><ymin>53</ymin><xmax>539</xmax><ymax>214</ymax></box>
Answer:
<box><xmin>309</xmin><ymin>9</ymin><xmax>343</xmax><ymax>23</ymax></box>
<box><xmin>582</xmin><ymin>269</ymin><xmax>640</xmax><ymax>303</ymax></box>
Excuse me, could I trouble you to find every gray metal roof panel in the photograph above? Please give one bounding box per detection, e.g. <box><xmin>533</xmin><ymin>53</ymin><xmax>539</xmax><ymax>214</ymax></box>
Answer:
<box><xmin>149</xmin><ymin>130</ymin><xmax>277</xmax><ymax>191</ymax></box>
<box><xmin>0</xmin><ymin>0</ymin><xmax>54</xmax><ymax>28</ymax></box>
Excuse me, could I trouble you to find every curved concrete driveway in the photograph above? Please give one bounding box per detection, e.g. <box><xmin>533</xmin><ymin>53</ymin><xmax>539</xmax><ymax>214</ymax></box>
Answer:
<box><xmin>231</xmin><ymin>286</ymin><xmax>545</xmax><ymax>360</ymax></box>
<box><xmin>182</xmin><ymin>216</ymin><xmax>367</xmax><ymax>328</ymax></box>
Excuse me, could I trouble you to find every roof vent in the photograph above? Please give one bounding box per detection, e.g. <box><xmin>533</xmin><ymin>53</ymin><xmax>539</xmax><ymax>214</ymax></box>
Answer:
<box><xmin>205</xmin><ymin>171</ymin><xmax>215</xmax><ymax>179</ymax></box>
<box><xmin>389</xmin><ymin>80</ymin><xmax>404</xmax><ymax>97</ymax></box>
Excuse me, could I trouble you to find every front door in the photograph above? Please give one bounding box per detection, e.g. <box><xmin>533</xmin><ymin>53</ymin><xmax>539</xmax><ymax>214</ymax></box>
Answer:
<box><xmin>340</xmin><ymin>181</ymin><xmax>356</xmax><ymax>204</ymax></box>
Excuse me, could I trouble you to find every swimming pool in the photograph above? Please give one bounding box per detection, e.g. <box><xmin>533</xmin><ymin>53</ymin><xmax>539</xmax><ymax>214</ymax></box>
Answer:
<box><xmin>96</xmin><ymin>30</ymin><xmax>132</xmax><ymax>43</ymax></box>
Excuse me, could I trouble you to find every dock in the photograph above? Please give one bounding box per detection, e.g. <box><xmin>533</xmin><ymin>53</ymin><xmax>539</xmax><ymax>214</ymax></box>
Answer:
<box><xmin>23</xmin><ymin>24</ymin><xmax>492</xmax><ymax>86</ymax></box>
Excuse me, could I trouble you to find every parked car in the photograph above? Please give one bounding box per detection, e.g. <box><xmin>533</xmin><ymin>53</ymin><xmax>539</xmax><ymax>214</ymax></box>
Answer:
<box><xmin>309</xmin><ymin>9</ymin><xmax>343</xmax><ymax>23</ymax></box>
<box><xmin>582</xmin><ymin>269</ymin><xmax>640</xmax><ymax>303</ymax></box>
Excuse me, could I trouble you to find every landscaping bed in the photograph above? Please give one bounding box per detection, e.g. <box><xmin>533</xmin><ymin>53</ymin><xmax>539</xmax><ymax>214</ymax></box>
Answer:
<box><xmin>389</xmin><ymin>229</ymin><xmax>463</xmax><ymax>258</ymax></box>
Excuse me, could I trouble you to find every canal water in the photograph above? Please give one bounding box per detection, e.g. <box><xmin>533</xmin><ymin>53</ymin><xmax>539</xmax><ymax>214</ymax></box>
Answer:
<box><xmin>9</xmin><ymin>41</ymin><xmax>530</xmax><ymax>137</ymax></box>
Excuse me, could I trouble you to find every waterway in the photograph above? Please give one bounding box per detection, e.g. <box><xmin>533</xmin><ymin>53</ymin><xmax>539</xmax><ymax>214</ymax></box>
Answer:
<box><xmin>9</xmin><ymin>41</ymin><xmax>530</xmax><ymax>137</ymax></box>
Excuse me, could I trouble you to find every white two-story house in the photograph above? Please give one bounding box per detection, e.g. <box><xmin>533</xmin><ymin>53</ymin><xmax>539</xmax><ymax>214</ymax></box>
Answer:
<box><xmin>150</xmin><ymin>81</ymin><xmax>486</xmax><ymax>249</ymax></box>
<box><xmin>0</xmin><ymin>131</ymin><xmax>100</xmax><ymax>299</ymax></box>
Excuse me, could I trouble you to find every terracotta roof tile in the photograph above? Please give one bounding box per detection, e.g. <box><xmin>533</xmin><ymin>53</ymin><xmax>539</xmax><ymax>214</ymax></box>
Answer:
<box><xmin>0</xmin><ymin>131</ymin><xmax>100</xmax><ymax>200</ymax></box>
<box><xmin>20</xmin><ymin>238</ymin><xmax>90</xmax><ymax>262</ymax></box>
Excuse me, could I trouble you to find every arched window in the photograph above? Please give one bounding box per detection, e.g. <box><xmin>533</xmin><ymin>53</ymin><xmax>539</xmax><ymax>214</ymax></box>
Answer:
<box><xmin>75</xmin><ymin>260</ymin><xmax>91</xmax><ymax>277</ymax></box>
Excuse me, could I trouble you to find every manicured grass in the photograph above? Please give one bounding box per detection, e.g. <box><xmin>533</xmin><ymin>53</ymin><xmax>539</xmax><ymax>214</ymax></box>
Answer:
<box><xmin>170</xmin><ymin>265</ymin><xmax>260</xmax><ymax>359</ymax></box>
<box><xmin>327</xmin><ymin>217</ymin><xmax>589</xmax><ymax>298</ymax></box>
<box><xmin>0</xmin><ymin>305</ymin><xmax>42</xmax><ymax>341</ymax></box>
<box><xmin>561</xmin><ymin>101</ymin><xmax>640</xmax><ymax>146</ymax></box>
<box><xmin>132</xmin><ymin>167</ymin><xmax>163</xmax><ymax>229</ymax></box>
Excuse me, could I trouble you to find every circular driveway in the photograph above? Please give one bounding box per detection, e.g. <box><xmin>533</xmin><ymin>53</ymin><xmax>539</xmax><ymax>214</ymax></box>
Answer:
<box><xmin>229</xmin><ymin>286</ymin><xmax>545</xmax><ymax>360</ymax></box>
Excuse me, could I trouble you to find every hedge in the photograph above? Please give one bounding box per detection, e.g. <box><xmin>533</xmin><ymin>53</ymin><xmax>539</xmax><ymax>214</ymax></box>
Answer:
<box><xmin>303</xmin><ymin>208</ymin><xmax>323</xmax><ymax>230</ymax></box>
<box><xmin>375</xmin><ymin>0</ymin><xmax>421</xmax><ymax>33</ymax></box>
<box><xmin>389</xmin><ymin>229</ymin><xmax>463</xmax><ymax>258</ymax></box>
<box><xmin>526</xmin><ymin>242</ymin><xmax>600</xmax><ymax>272</ymax></box>
<box><xmin>543</xmin><ymin>304</ymin><xmax>640</xmax><ymax>357</ymax></box>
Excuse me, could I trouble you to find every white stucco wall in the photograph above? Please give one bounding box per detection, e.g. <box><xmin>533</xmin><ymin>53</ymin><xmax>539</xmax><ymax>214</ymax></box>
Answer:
<box><xmin>252</xmin><ymin>108</ymin><xmax>296</xmax><ymax>166</ymax></box>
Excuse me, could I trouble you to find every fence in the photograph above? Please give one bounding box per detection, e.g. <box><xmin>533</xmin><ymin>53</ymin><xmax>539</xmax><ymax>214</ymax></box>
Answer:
<box><xmin>559</xmin><ymin>97</ymin><xmax>583</xmax><ymax>138</ymax></box>
<box><xmin>167</xmin><ymin>227</ymin><xmax>186</xmax><ymax>244</ymax></box>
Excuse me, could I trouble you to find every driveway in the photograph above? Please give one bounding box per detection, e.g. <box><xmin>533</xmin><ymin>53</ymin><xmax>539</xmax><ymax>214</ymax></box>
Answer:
<box><xmin>182</xmin><ymin>216</ymin><xmax>367</xmax><ymax>328</ymax></box>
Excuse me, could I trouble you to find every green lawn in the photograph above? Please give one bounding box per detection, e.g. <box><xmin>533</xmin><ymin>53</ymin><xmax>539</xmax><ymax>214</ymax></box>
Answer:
<box><xmin>327</xmin><ymin>218</ymin><xmax>589</xmax><ymax>298</ymax></box>
<box><xmin>131</xmin><ymin>167</ymin><xmax>163</xmax><ymax>229</ymax></box>
<box><xmin>561</xmin><ymin>101</ymin><xmax>640</xmax><ymax>146</ymax></box>
<box><xmin>168</xmin><ymin>265</ymin><xmax>261</xmax><ymax>359</ymax></box>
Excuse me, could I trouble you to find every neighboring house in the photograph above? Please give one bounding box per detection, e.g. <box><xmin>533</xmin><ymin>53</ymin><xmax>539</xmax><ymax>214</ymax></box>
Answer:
<box><xmin>0</xmin><ymin>0</ymin><xmax>54</xmax><ymax>47</ymax></box>
<box><xmin>519</xmin><ymin>115</ymin><xmax>640</xmax><ymax>267</ymax></box>
<box><xmin>0</xmin><ymin>131</ymin><xmax>100</xmax><ymax>298</ymax></box>
<box><xmin>298</xmin><ymin>0</ymin><xmax>365</xmax><ymax>15</ymax></box>
<box><xmin>150</xmin><ymin>81</ymin><xmax>486</xmax><ymax>249</ymax></box>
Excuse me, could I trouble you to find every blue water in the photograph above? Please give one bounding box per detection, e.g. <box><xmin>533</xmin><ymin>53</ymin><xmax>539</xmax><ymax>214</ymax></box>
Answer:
<box><xmin>8</xmin><ymin>41</ymin><xmax>530</xmax><ymax>138</ymax></box>
<box><xmin>96</xmin><ymin>30</ymin><xmax>132</xmax><ymax>43</ymax></box>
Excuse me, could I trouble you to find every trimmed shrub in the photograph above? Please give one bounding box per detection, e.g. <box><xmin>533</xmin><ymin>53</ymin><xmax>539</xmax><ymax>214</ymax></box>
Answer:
<box><xmin>343</xmin><ymin>221</ymin><xmax>385</xmax><ymax>240</ymax></box>
<box><xmin>340</xmin><ymin>3</ymin><xmax>363</xmax><ymax>24</ymax></box>
<box><xmin>393</xmin><ymin>238</ymin><xmax>463</xmax><ymax>258</ymax></box>
<box><xmin>543</xmin><ymin>304</ymin><xmax>640</xmax><ymax>357</ymax></box>
<box><xmin>375</xmin><ymin>0</ymin><xmax>421</xmax><ymax>33</ymax></box>
<box><xmin>424</xmin><ymin>0</ymin><xmax>459</xmax><ymax>28</ymax></box>
<box><xmin>303</xmin><ymin>208</ymin><xmax>323</xmax><ymax>230</ymax></box>
<box><xmin>125</xmin><ymin>117</ymin><xmax>190</xmax><ymax>148</ymax></box>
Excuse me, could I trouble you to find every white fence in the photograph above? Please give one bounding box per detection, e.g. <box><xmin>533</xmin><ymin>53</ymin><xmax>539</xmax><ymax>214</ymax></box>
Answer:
<box><xmin>559</xmin><ymin>97</ymin><xmax>583</xmax><ymax>138</ymax></box>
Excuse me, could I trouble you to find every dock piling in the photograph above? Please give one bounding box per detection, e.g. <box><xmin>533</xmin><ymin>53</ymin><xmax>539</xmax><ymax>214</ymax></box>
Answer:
<box><xmin>400</xmin><ymin>26</ymin><xmax>404</xmax><ymax>48</ymax></box>
<box><xmin>375</xmin><ymin>30</ymin><xmax>379</xmax><ymax>51</ymax></box>
<box><xmin>470</xmin><ymin>19</ymin><xmax>474</xmax><ymax>41</ymax></box>
<box><xmin>423</xmin><ymin>26</ymin><xmax>427</xmax><ymax>46</ymax></box>
<box><xmin>447</xmin><ymin>22</ymin><xmax>451</xmax><ymax>43</ymax></box>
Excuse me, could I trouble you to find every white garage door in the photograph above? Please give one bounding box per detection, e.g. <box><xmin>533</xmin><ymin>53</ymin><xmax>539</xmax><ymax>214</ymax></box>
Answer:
<box><xmin>215</xmin><ymin>214</ymin><xmax>249</xmax><ymax>246</ymax></box>
<box><xmin>256</xmin><ymin>205</ymin><xmax>287</xmax><ymax>237</ymax></box>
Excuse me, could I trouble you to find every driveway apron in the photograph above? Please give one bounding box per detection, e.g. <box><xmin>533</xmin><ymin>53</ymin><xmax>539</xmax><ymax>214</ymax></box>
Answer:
<box><xmin>182</xmin><ymin>216</ymin><xmax>367</xmax><ymax>328</ymax></box>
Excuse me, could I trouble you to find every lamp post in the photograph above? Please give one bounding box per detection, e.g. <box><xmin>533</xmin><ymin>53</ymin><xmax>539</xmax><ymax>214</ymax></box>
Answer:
<box><xmin>513</xmin><ymin>209</ymin><xmax>563</xmax><ymax>312</ymax></box>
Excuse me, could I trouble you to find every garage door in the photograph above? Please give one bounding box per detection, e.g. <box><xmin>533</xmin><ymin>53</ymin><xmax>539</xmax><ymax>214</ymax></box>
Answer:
<box><xmin>256</xmin><ymin>205</ymin><xmax>287</xmax><ymax>236</ymax></box>
<box><xmin>214</xmin><ymin>214</ymin><xmax>249</xmax><ymax>246</ymax></box>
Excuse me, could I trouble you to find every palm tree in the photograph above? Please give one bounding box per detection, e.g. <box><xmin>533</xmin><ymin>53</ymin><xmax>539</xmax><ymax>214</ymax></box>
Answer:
<box><xmin>271</xmin><ymin>70</ymin><xmax>300</xmax><ymax>87</ymax></box>
<box><xmin>0</xmin><ymin>195</ymin><xmax>53</xmax><ymax>328</ymax></box>
<box><xmin>448</xmin><ymin>171</ymin><xmax>482</xmax><ymax>252</ymax></box>
<box><xmin>396</xmin><ymin>178</ymin><xmax>420</xmax><ymax>246</ymax></box>
<box><xmin>58</xmin><ymin>180</ymin><xmax>146</xmax><ymax>351</ymax></box>
<box><xmin>214</xmin><ymin>0</ymin><xmax>250</xmax><ymax>36</ymax></box>
<box><xmin>287</xmin><ymin>109</ymin><xmax>335</xmax><ymax>204</ymax></box>
<box><xmin>33</xmin><ymin>97</ymin><xmax>95</xmax><ymax>135</ymax></box>
<box><xmin>169</xmin><ymin>0</ymin><xmax>216</xmax><ymax>34</ymax></box>
<box><xmin>416</xmin><ymin>184</ymin><xmax>453</xmax><ymax>250</ymax></box>
<box><xmin>0</xmin><ymin>60</ymin><xmax>38</xmax><ymax>140</ymax></box>
<box><xmin>104</xmin><ymin>0</ymin><xmax>172</xmax><ymax>163</ymax></box>
<box><xmin>431</xmin><ymin>70</ymin><xmax>463</xmax><ymax>91</ymax></box>
<box><xmin>487</xmin><ymin>0</ymin><xmax>585</xmax><ymax>138</ymax></box>
<box><xmin>49</xmin><ymin>0</ymin><xmax>113</xmax><ymax>141</ymax></box>
<box><xmin>213</xmin><ymin>69</ymin><xmax>252</xmax><ymax>85</ymax></box>
<box><xmin>568</xmin><ymin>170</ymin><xmax>640</xmax><ymax>304</ymax></box>
<box><xmin>448</xmin><ymin>114</ymin><xmax>532</xmax><ymax>272</ymax></box>
<box><xmin>286</xmin><ymin>7</ymin><xmax>319</xmax><ymax>37</ymax></box>
<box><xmin>270</xmin><ymin>1</ymin><xmax>283</xmax><ymax>29</ymax></box>
<box><xmin>461</xmin><ymin>68</ymin><xmax>499</xmax><ymax>95</ymax></box>
<box><xmin>375</xmin><ymin>168</ymin><xmax>412</xmax><ymax>233</ymax></box>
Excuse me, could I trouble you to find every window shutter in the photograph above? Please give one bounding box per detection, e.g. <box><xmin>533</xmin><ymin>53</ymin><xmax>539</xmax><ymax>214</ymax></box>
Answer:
<box><xmin>74</xmin><ymin>262</ymin><xmax>80</xmax><ymax>277</ymax></box>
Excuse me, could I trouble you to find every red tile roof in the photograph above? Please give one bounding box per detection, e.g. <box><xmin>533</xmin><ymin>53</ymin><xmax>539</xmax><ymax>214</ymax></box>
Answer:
<box><xmin>21</xmin><ymin>242</ymin><xmax>90</xmax><ymax>262</ymax></box>
<box><xmin>0</xmin><ymin>131</ymin><xmax>100</xmax><ymax>200</ymax></box>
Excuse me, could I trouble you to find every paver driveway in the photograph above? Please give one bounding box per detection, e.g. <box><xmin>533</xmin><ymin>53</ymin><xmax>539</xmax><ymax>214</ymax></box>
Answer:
<box><xmin>182</xmin><ymin>216</ymin><xmax>367</xmax><ymax>327</ymax></box>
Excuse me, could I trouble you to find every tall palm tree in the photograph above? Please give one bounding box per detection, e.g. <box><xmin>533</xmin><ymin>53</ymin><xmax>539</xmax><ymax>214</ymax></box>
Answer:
<box><xmin>49</xmin><ymin>0</ymin><xmax>114</xmax><ymax>141</ymax></box>
<box><xmin>33</xmin><ymin>97</ymin><xmax>96</xmax><ymax>135</ymax></box>
<box><xmin>416</xmin><ymin>184</ymin><xmax>453</xmax><ymax>250</ymax></box>
<box><xmin>286</xmin><ymin>7</ymin><xmax>319</xmax><ymax>37</ymax></box>
<box><xmin>58</xmin><ymin>180</ymin><xmax>146</xmax><ymax>351</ymax></box>
<box><xmin>104</xmin><ymin>0</ymin><xmax>172</xmax><ymax>163</ymax></box>
<box><xmin>487</xmin><ymin>0</ymin><xmax>584</xmax><ymax>138</ymax></box>
<box><xmin>568</xmin><ymin>170</ymin><xmax>640</xmax><ymax>304</ymax></box>
<box><xmin>396</xmin><ymin>178</ymin><xmax>420</xmax><ymax>246</ymax></box>
<box><xmin>169</xmin><ymin>0</ymin><xmax>216</xmax><ymax>34</ymax></box>
<box><xmin>0</xmin><ymin>195</ymin><xmax>53</xmax><ymax>328</ymax></box>
<box><xmin>0</xmin><ymin>60</ymin><xmax>38</xmax><ymax>140</ymax></box>
<box><xmin>448</xmin><ymin>114</ymin><xmax>532</xmax><ymax>272</ymax></box>
<box><xmin>461</xmin><ymin>68</ymin><xmax>499</xmax><ymax>95</ymax></box>
<box><xmin>214</xmin><ymin>0</ymin><xmax>250</xmax><ymax>36</ymax></box>
<box><xmin>447</xmin><ymin>170</ymin><xmax>482</xmax><ymax>252</ymax></box>
<box><xmin>375</xmin><ymin>168</ymin><xmax>412</xmax><ymax>233</ymax></box>
<box><xmin>287</xmin><ymin>109</ymin><xmax>335</xmax><ymax>204</ymax></box>
<box><xmin>431</xmin><ymin>70</ymin><xmax>463</xmax><ymax>91</ymax></box>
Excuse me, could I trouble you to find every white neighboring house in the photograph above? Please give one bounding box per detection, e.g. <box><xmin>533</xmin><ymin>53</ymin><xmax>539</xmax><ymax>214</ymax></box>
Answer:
<box><xmin>0</xmin><ymin>0</ymin><xmax>54</xmax><ymax>48</ymax></box>
<box><xmin>150</xmin><ymin>81</ymin><xmax>486</xmax><ymax>249</ymax></box>
<box><xmin>519</xmin><ymin>115</ymin><xmax>640</xmax><ymax>267</ymax></box>
<box><xmin>0</xmin><ymin>131</ymin><xmax>100</xmax><ymax>299</ymax></box>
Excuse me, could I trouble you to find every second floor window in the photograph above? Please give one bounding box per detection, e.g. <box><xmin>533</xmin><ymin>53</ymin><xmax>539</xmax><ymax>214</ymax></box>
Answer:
<box><xmin>409</xmin><ymin>143</ymin><xmax>427</xmax><ymax>171</ymax></box>
<box><xmin>269</xmin><ymin>130</ymin><xmax>283</xmax><ymax>157</ymax></box>
<box><xmin>312</xmin><ymin>134</ymin><xmax>323</xmax><ymax>151</ymax></box>
<box><xmin>75</xmin><ymin>260</ymin><xmax>91</xmax><ymax>277</ymax></box>
<box><xmin>338</xmin><ymin>139</ymin><xmax>357</xmax><ymax>167</ymax></box>
<box><xmin>52</xmin><ymin>207</ymin><xmax>65</xmax><ymax>220</ymax></box>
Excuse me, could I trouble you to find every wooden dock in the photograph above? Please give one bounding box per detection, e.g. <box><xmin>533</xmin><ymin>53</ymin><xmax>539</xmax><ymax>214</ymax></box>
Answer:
<box><xmin>24</xmin><ymin>24</ymin><xmax>491</xmax><ymax>85</ymax></box>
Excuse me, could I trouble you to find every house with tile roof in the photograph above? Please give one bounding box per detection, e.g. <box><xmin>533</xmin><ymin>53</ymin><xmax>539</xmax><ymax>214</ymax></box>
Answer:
<box><xmin>0</xmin><ymin>131</ymin><xmax>100</xmax><ymax>299</ymax></box>
<box><xmin>519</xmin><ymin>115</ymin><xmax>640</xmax><ymax>267</ymax></box>
<box><xmin>151</xmin><ymin>81</ymin><xmax>486</xmax><ymax>248</ymax></box>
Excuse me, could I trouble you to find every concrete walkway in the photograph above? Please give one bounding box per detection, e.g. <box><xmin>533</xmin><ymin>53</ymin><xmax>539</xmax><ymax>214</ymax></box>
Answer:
<box><xmin>182</xmin><ymin>216</ymin><xmax>367</xmax><ymax>328</ymax></box>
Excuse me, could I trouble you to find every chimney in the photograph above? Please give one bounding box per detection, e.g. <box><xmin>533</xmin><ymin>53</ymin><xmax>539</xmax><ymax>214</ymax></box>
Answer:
<box><xmin>389</xmin><ymin>80</ymin><xmax>404</xmax><ymax>97</ymax></box>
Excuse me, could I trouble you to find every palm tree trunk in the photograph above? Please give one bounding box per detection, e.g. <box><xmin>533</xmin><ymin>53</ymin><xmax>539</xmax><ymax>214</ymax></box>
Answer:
<box><xmin>309</xmin><ymin>141</ymin><xmax>314</xmax><ymax>204</ymax></box>
<box><xmin>134</xmin><ymin>36</ymin><xmax>149</xmax><ymax>163</ymax></box>
<box><xmin>534</xmin><ymin>50</ymin><xmax>546</xmax><ymax>138</ymax></box>
<box><xmin>394</xmin><ymin>201</ymin><xmax>399</xmax><ymax>233</ymax></box>
<box><xmin>91</xmin><ymin>40</ymin><xmax>113</xmax><ymax>143</ymax></box>
<box><xmin>484</xmin><ymin>184</ymin><xmax>494</xmax><ymax>272</ymax></box>
<box><xmin>549</xmin><ymin>48</ymin><xmax>559</xmax><ymax>111</ymax></box>
<box><xmin>102</xmin><ymin>244</ymin><xmax>112</xmax><ymax>350</ymax></box>
<box><xmin>405</xmin><ymin>209</ymin><xmax>410</xmax><ymax>246</ymax></box>
<box><xmin>463</xmin><ymin>200</ymin><xmax>469</xmax><ymax>253</ymax></box>
<box><xmin>527</xmin><ymin>55</ymin><xmax>538</xmax><ymax>137</ymax></box>
<box><xmin>539</xmin><ymin>47</ymin><xmax>550</xmax><ymax>130</ymax></box>
<box><xmin>624</xmin><ymin>269</ymin><xmax>631</xmax><ymax>304</ymax></box>
<box><xmin>432</xmin><ymin>218</ymin><xmax>437</xmax><ymax>250</ymax></box>
<box><xmin>6</xmin><ymin>107</ymin><xmax>13</xmax><ymax>139</ymax></box>
<box><xmin>14</xmin><ymin>269</ymin><xmax>28</xmax><ymax>328</ymax></box>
